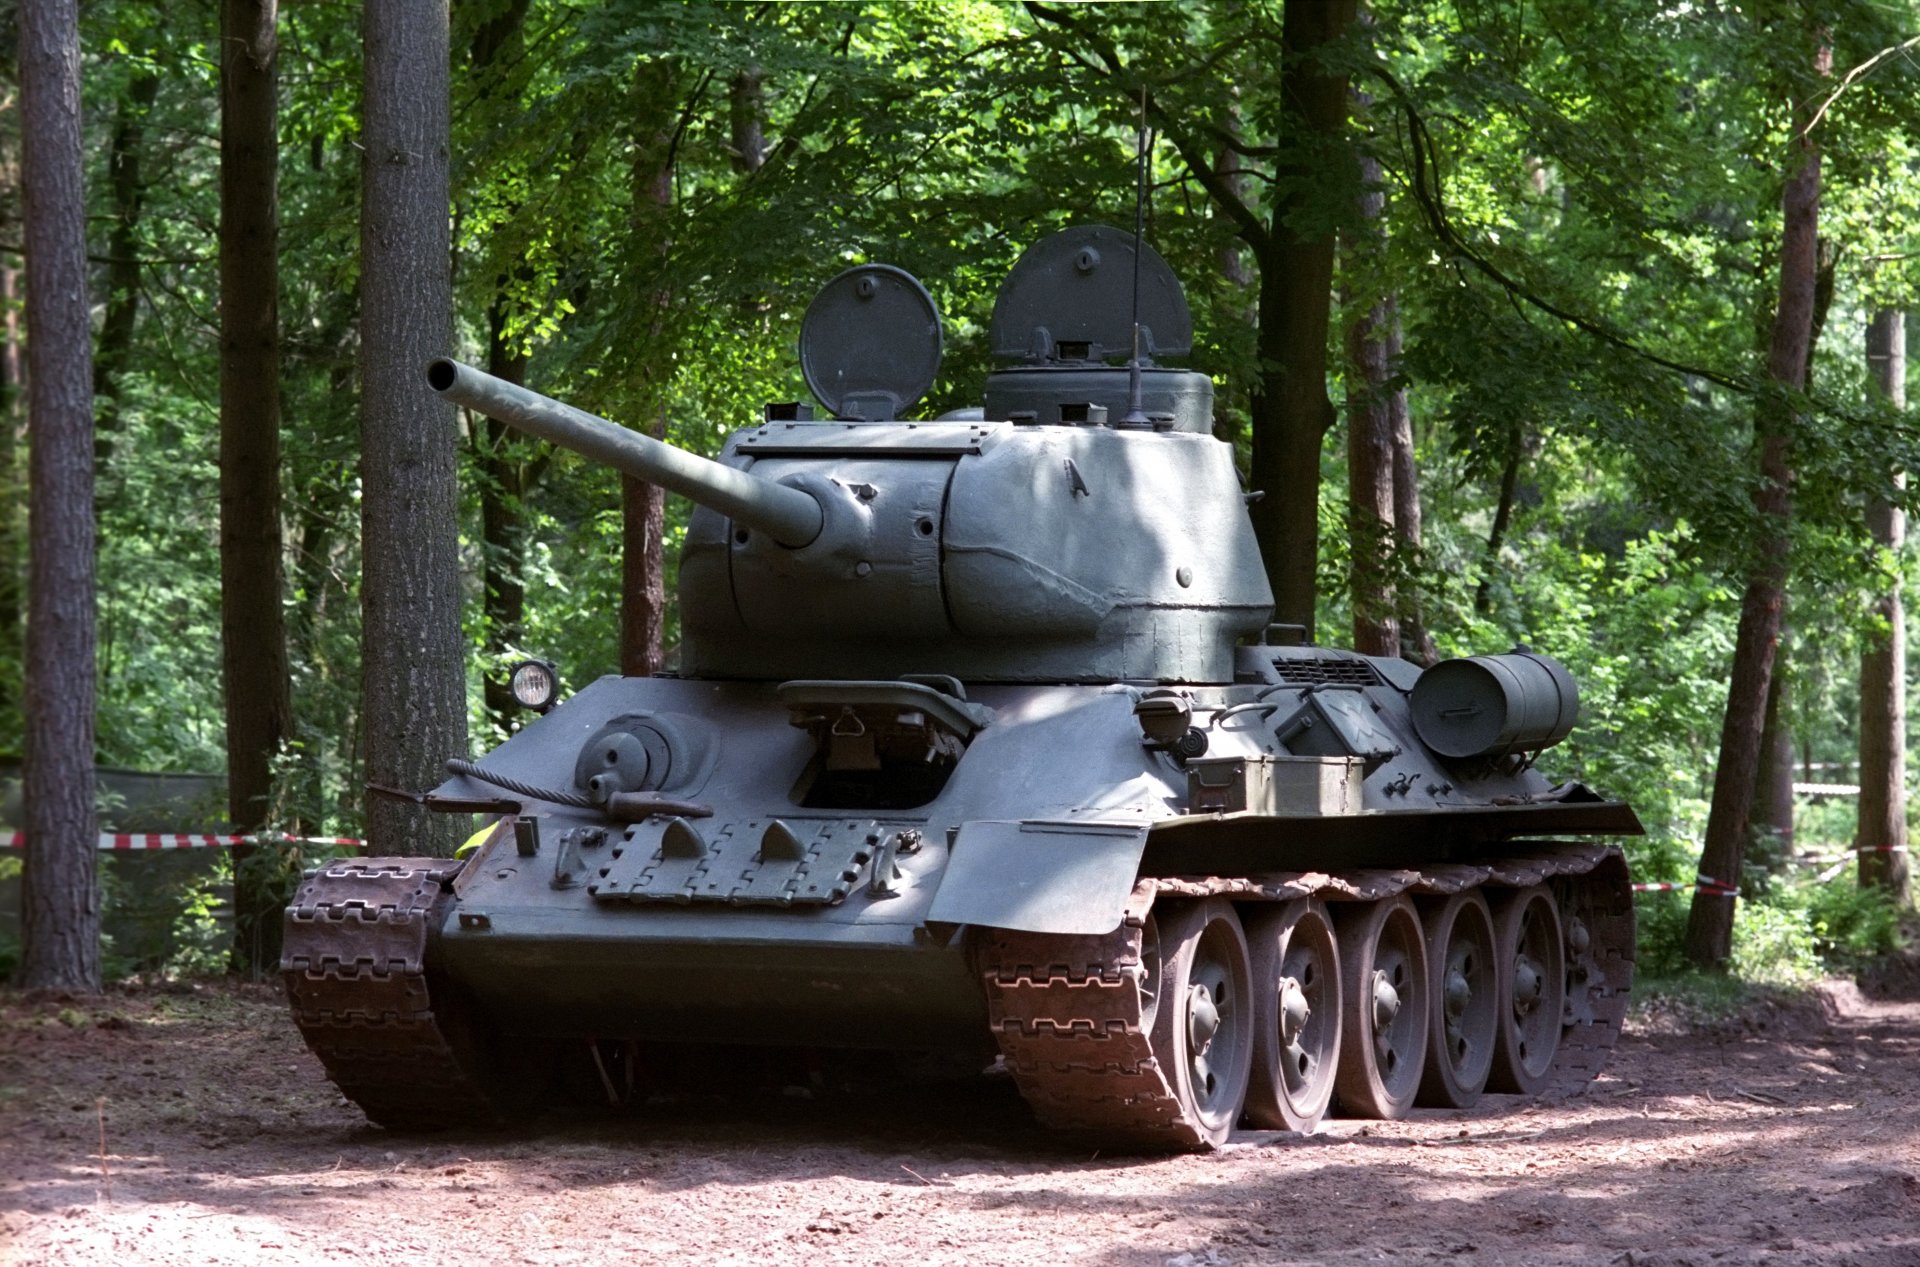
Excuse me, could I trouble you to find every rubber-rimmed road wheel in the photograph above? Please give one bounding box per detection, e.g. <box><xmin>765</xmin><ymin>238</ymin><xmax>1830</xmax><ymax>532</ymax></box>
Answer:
<box><xmin>1148</xmin><ymin>898</ymin><xmax>1255</xmax><ymax>1147</ymax></box>
<box><xmin>1415</xmin><ymin>890</ymin><xmax>1497</xmax><ymax>1109</ymax></box>
<box><xmin>1333</xmin><ymin>896</ymin><xmax>1429</xmax><ymax>1119</ymax></box>
<box><xmin>1244</xmin><ymin>899</ymin><xmax>1341</xmax><ymax>1132</ymax></box>
<box><xmin>1488</xmin><ymin>885</ymin><xmax>1566</xmax><ymax>1095</ymax></box>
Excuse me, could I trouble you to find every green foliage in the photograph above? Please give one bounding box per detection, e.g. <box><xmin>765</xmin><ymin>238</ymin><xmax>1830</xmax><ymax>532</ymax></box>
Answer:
<box><xmin>1791</xmin><ymin>865</ymin><xmax>1904</xmax><ymax>965</ymax></box>
<box><xmin>1731</xmin><ymin>898</ymin><xmax>1827</xmax><ymax>987</ymax></box>
<box><xmin>157</xmin><ymin>866</ymin><xmax>230</xmax><ymax>980</ymax></box>
<box><xmin>12</xmin><ymin>0</ymin><xmax>1917</xmax><ymax>987</ymax></box>
<box><xmin>1636</xmin><ymin>861</ymin><xmax>1906</xmax><ymax>989</ymax></box>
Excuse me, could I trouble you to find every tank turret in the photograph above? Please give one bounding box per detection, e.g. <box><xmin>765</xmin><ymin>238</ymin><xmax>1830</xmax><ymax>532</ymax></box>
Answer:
<box><xmin>430</xmin><ymin>248</ymin><xmax>1273</xmax><ymax>684</ymax></box>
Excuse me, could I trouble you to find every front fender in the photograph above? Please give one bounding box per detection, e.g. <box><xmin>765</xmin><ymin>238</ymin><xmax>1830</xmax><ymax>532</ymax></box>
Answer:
<box><xmin>926</xmin><ymin>819</ymin><xmax>1147</xmax><ymax>935</ymax></box>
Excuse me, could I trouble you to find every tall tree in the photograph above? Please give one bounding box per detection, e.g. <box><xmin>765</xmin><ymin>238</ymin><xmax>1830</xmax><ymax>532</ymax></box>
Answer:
<box><xmin>728</xmin><ymin>66</ymin><xmax>766</xmax><ymax>176</ymax></box>
<box><xmin>1023</xmin><ymin>0</ymin><xmax>1359</xmax><ymax>637</ymax></box>
<box><xmin>1740</xmin><ymin>244</ymin><xmax>1834</xmax><ymax>863</ymax></box>
<box><xmin>0</xmin><ymin>83</ymin><xmax>22</xmax><ymax>731</ymax></box>
<box><xmin>1751</xmin><ymin>647</ymin><xmax>1795</xmax><ymax>854</ymax></box>
<box><xmin>220</xmin><ymin>0</ymin><xmax>291</xmax><ymax>968</ymax></box>
<box><xmin>360</xmin><ymin>0</ymin><xmax>466</xmax><ymax>855</ymax></box>
<box><xmin>90</xmin><ymin>69</ymin><xmax>157</xmax><ymax>467</ymax></box>
<box><xmin>465</xmin><ymin>0</ymin><xmax>538</xmax><ymax>733</ymax></box>
<box><xmin>1857</xmin><ymin>308</ymin><xmax>1908</xmax><ymax>899</ymax></box>
<box><xmin>1685</xmin><ymin>31</ymin><xmax>1830</xmax><ymax>968</ymax></box>
<box><xmin>1384</xmin><ymin>311</ymin><xmax>1436</xmax><ymax>666</ymax></box>
<box><xmin>619</xmin><ymin>58</ymin><xmax>677</xmax><ymax>678</ymax></box>
<box><xmin>1344</xmin><ymin>127</ymin><xmax>1400</xmax><ymax>657</ymax></box>
<box><xmin>17</xmin><ymin>0</ymin><xmax>99</xmax><ymax>991</ymax></box>
<box><xmin>1246</xmin><ymin>0</ymin><xmax>1357</xmax><ymax>637</ymax></box>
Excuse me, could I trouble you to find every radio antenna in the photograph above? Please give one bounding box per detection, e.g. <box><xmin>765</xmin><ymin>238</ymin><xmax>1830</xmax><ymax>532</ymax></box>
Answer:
<box><xmin>1121</xmin><ymin>84</ymin><xmax>1152</xmax><ymax>429</ymax></box>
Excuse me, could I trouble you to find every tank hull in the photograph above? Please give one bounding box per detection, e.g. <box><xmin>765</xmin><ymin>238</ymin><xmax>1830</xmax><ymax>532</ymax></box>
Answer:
<box><xmin>437</xmin><ymin>906</ymin><xmax>986</xmax><ymax>1052</ymax></box>
<box><xmin>286</xmin><ymin>653</ymin><xmax>1638</xmax><ymax>1149</ymax></box>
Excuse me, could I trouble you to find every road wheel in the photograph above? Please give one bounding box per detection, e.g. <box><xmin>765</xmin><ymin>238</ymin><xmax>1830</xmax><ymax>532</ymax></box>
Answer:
<box><xmin>1244</xmin><ymin>899</ymin><xmax>1341</xmax><ymax>1132</ymax></box>
<box><xmin>1488</xmin><ymin>884</ymin><xmax>1566</xmax><ymax>1095</ymax></box>
<box><xmin>1333</xmin><ymin>896</ymin><xmax>1428</xmax><ymax>1119</ymax></box>
<box><xmin>1148</xmin><ymin>898</ymin><xmax>1255</xmax><ymax>1146</ymax></box>
<box><xmin>1415</xmin><ymin>890</ymin><xmax>1498</xmax><ymax>1109</ymax></box>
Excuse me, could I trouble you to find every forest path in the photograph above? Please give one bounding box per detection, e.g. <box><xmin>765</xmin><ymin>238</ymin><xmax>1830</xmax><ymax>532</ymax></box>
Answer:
<box><xmin>1</xmin><ymin>979</ymin><xmax>1916</xmax><ymax>1267</ymax></box>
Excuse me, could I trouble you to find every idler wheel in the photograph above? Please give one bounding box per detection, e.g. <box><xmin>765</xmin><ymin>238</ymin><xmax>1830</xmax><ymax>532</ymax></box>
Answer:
<box><xmin>1333</xmin><ymin>895</ymin><xmax>1429</xmax><ymax>1119</ymax></box>
<box><xmin>1488</xmin><ymin>884</ymin><xmax>1567</xmax><ymax>1095</ymax></box>
<box><xmin>1148</xmin><ymin>898</ymin><xmax>1254</xmax><ymax>1146</ymax></box>
<box><xmin>1244</xmin><ymin>899</ymin><xmax>1342</xmax><ymax>1133</ymax></box>
<box><xmin>1415</xmin><ymin>890</ymin><xmax>1498</xmax><ymax>1109</ymax></box>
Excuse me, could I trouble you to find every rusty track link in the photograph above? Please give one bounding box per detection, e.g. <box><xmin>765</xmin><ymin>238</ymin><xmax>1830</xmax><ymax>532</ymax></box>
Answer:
<box><xmin>281</xmin><ymin>857</ymin><xmax>501</xmax><ymax>1131</ymax></box>
<box><xmin>977</xmin><ymin>922</ymin><xmax>1207</xmax><ymax>1151</ymax></box>
<box><xmin>978</xmin><ymin>844</ymin><xmax>1633</xmax><ymax>1150</ymax></box>
<box><xmin>1546</xmin><ymin>848</ymin><xmax>1635</xmax><ymax>1097</ymax></box>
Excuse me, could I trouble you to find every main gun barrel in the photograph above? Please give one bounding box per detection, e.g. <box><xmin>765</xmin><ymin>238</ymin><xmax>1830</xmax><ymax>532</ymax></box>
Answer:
<box><xmin>427</xmin><ymin>358</ymin><xmax>824</xmax><ymax>548</ymax></box>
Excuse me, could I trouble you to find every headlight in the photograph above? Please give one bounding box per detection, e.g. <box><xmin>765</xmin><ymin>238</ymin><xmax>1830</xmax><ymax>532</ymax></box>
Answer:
<box><xmin>509</xmin><ymin>659</ymin><xmax>559</xmax><ymax>712</ymax></box>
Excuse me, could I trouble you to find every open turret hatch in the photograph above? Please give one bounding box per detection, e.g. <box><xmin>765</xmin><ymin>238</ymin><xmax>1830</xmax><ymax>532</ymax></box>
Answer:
<box><xmin>799</xmin><ymin>264</ymin><xmax>944</xmax><ymax>421</ymax></box>
<box><xmin>989</xmin><ymin>224</ymin><xmax>1193</xmax><ymax>364</ymax></box>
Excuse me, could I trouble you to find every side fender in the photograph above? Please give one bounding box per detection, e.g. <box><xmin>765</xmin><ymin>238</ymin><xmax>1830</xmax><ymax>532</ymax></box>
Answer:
<box><xmin>927</xmin><ymin>819</ymin><xmax>1147</xmax><ymax>935</ymax></box>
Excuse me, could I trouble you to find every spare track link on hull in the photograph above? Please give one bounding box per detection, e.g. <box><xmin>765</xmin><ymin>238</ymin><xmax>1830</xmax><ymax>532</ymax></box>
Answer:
<box><xmin>281</xmin><ymin>857</ymin><xmax>500</xmax><ymax>1131</ymax></box>
<box><xmin>977</xmin><ymin>844</ymin><xmax>1633</xmax><ymax>1150</ymax></box>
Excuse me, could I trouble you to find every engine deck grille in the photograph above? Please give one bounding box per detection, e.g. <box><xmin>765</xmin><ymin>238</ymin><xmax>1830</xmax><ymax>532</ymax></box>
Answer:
<box><xmin>1271</xmin><ymin>657</ymin><xmax>1383</xmax><ymax>687</ymax></box>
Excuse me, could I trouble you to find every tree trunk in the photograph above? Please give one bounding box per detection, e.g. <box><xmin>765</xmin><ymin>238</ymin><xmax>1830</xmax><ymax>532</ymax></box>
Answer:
<box><xmin>1344</xmin><ymin>290</ymin><xmax>1397</xmax><ymax>656</ymax></box>
<box><xmin>728</xmin><ymin>67</ymin><xmax>766</xmax><ymax>175</ymax></box>
<box><xmin>219</xmin><ymin>0</ymin><xmax>291</xmax><ymax>973</ymax></box>
<box><xmin>1684</xmin><ymin>58</ymin><xmax>1824</xmax><ymax>967</ymax></box>
<box><xmin>0</xmin><ymin>97</ymin><xmax>22</xmax><ymax>733</ymax></box>
<box><xmin>1246</xmin><ymin>0</ymin><xmax>1356</xmax><ymax>639</ymax></box>
<box><xmin>1751</xmin><ymin>639</ymin><xmax>1794</xmax><ymax>855</ymax></box>
<box><xmin>91</xmin><ymin>70</ymin><xmax>158</xmax><ymax>470</ymax></box>
<box><xmin>0</xmin><ymin>258</ymin><xmax>19</xmax><ymax>725</ymax></box>
<box><xmin>1343</xmin><ymin>133</ymin><xmax>1399</xmax><ymax>658</ymax></box>
<box><xmin>620</xmin><ymin>61</ymin><xmax>676</xmax><ymax>677</ymax></box>
<box><xmin>1383</xmin><ymin>297</ymin><xmax>1436</xmax><ymax>665</ymax></box>
<box><xmin>1858</xmin><ymin>308</ymin><xmax>1909</xmax><ymax>899</ymax></box>
<box><xmin>1474</xmin><ymin>426</ymin><xmax>1524</xmax><ymax>617</ymax></box>
<box><xmin>17</xmin><ymin>0</ymin><xmax>100</xmax><ymax>992</ymax></box>
<box><xmin>1746</xmin><ymin>249</ymin><xmax>1835</xmax><ymax>868</ymax></box>
<box><xmin>620</xmin><ymin>453</ymin><xmax>667</xmax><ymax>676</ymax></box>
<box><xmin>360</xmin><ymin>0</ymin><xmax>466</xmax><ymax>856</ymax></box>
<box><xmin>470</xmin><ymin>0</ymin><xmax>537</xmax><ymax>733</ymax></box>
<box><xmin>479</xmin><ymin>294</ymin><xmax>534</xmax><ymax>729</ymax></box>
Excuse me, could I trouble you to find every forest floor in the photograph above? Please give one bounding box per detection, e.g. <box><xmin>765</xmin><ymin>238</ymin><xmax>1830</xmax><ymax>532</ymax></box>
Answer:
<box><xmin>1</xmin><ymin>969</ymin><xmax>1918</xmax><ymax>1267</ymax></box>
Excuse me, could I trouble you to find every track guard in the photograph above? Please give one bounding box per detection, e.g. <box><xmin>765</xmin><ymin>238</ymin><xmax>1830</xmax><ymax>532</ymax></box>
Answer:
<box><xmin>927</xmin><ymin>819</ymin><xmax>1147</xmax><ymax>934</ymax></box>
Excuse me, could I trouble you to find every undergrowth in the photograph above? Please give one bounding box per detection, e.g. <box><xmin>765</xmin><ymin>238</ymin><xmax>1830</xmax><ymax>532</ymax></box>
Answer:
<box><xmin>1631</xmin><ymin>856</ymin><xmax>1908</xmax><ymax>1019</ymax></box>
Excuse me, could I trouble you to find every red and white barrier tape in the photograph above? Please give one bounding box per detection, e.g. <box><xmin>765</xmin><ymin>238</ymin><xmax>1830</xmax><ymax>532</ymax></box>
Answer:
<box><xmin>2</xmin><ymin>832</ymin><xmax>365</xmax><ymax>851</ymax></box>
<box><xmin>1631</xmin><ymin>875</ymin><xmax>1739</xmax><ymax>895</ymax></box>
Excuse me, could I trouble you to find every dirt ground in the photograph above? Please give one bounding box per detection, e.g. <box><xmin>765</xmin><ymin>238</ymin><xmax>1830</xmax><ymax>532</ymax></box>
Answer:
<box><xmin>2</xmin><ymin>974</ymin><xmax>1918</xmax><ymax>1267</ymax></box>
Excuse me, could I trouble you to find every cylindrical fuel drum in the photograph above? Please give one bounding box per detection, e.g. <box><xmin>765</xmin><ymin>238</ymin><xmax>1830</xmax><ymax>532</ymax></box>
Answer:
<box><xmin>1409</xmin><ymin>651</ymin><xmax>1579</xmax><ymax>759</ymax></box>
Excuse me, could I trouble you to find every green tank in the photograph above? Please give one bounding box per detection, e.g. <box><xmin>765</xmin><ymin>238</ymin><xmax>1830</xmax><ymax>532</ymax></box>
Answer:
<box><xmin>282</xmin><ymin>227</ymin><xmax>1638</xmax><ymax>1149</ymax></box>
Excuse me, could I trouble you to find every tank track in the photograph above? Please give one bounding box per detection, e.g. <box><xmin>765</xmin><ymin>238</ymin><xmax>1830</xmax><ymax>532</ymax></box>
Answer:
<box><xmin>977</xmin><ymin>843</ymin><xmax>1633</xmax><ymax>1150</ymax></box>
<box><xmin>281</xmin><ymin>857</ymin><xmax>501</xmax><ymax>1131</ymax></box>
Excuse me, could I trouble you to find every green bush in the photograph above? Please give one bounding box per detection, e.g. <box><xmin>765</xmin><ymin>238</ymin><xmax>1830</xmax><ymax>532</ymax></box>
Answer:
<box><xmin>1729</xmin><ymin>898</ymin><xmax>1823</xmax><ymax>986</ymax></box>
<box><xmin>1634</xmin><ymin>860</ymin><xmax>1905</xmax><ymax>989</ymax></box>
<box><xmin>1793</xmin><ymin>866</ymin><xmax>1903</xmax><ymax>966</ymax></box>
<box><xmin>1633</xmin><ymin>890</ymin><xmax>1695</xmax><ymax>979</ymax></box>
